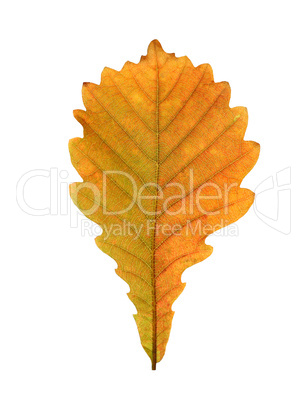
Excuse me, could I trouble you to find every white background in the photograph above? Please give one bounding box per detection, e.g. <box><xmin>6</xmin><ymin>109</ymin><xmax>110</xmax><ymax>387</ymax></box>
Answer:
<box><xmin>1</xmin><ymin>1</ymin><xmax>306</xmax><ymax>401</ymax></box>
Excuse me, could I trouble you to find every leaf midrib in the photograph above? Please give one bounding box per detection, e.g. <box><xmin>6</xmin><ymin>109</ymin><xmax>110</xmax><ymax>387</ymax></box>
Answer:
<box><xmin>150</xmin><ymin>42</ymin><xmax>160</xmax><ymax>370</ymax></box>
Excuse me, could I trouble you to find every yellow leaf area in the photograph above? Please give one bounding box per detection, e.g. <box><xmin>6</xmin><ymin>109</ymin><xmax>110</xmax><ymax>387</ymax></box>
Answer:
<box><xmin>69</xmin><ymin>40</ymin><xmax>260</xmax><ymax>369</ymax></box>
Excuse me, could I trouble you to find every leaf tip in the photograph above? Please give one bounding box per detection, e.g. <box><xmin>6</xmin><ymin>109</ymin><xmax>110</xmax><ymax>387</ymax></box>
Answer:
<box><xmin>145</xmin><ymin>39</ymin><xmax>168</xmax><ymax>65</ymax></box>
<box><xmin>148</xmin><ymin>39</ymin><xmax>163</xmax><ymax>51</ymax></box>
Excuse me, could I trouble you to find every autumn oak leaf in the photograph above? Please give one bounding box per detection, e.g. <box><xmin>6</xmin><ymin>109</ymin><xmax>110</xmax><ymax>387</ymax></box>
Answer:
<box><xmin>69</xmin><ymin>40</ymin><xmax>260</xmax><ymax>369</ymax></box>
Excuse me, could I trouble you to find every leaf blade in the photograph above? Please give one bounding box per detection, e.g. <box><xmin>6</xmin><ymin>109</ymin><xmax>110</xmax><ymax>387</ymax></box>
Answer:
<box><xmin>69</xmin><ymin>39</ymin><xmax>260</xmax><ymax>369</ymax></box>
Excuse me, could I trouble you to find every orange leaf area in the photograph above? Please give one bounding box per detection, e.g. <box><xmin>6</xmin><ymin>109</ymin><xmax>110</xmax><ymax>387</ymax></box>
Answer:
<box><xmin>69</xmin><ymin>40</ymin><xmax>260</xmax><ymax>369</ymax></box>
